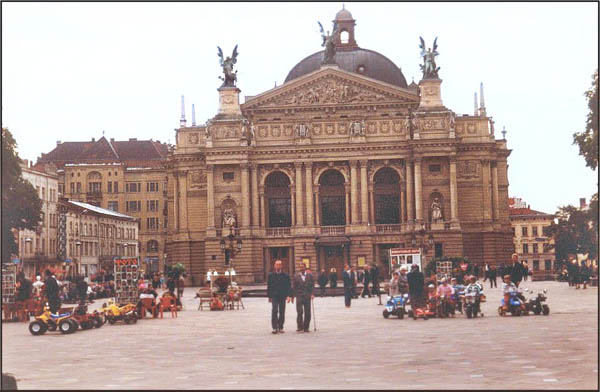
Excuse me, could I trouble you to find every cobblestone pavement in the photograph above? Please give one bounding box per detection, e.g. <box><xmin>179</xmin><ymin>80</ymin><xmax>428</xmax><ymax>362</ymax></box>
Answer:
<box><xmin>2</xmin><ymin>281</ymin><xmax>597</xmax><ymax>390</ymax></box>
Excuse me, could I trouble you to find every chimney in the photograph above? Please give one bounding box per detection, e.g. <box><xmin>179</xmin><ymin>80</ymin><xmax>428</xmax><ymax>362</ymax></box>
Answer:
<box><xmin>92</xmin><ymin>137</ymin><xmax>95</xmax><ymax>142</ymax></box>
<box><xmin>580</xmin><ymin>198</ymin><xmax>587</xmax><ymax>209</ymax></box>
<box><xmin>56</xmin><ymin>140</ymin><xmax>61</xmax><ymax>145</ymax></box>
<box><xmin>110</xmin><ymin>138</ymin><xmax>115</xmax><ymax>143</ymax></box>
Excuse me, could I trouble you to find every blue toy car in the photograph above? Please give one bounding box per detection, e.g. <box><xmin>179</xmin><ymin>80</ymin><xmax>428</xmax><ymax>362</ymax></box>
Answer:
<box><xmin>383</xmin><ymin>294</ymin><xmax>412</xmax><ymax>319</ymax></box>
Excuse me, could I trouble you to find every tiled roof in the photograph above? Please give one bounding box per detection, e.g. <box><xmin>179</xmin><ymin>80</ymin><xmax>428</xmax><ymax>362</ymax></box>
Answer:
<box><xmin>509</xmin><ymin>208</ymin><xmax>552</xmax><ymax>217</ymax></box>
<box><xmin>37</xmin><ymin>137</ymin><xmax>168</xmax><ymax>168</ymax></box>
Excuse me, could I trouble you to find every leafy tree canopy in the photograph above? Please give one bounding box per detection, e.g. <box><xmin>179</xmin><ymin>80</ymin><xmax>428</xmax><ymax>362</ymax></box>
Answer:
<box><xmin>573</xmin><ymin>69</ymin><xmax>598</xmax><ymax>170</ymax></box>
<box><xmin>544</xmin><ymin>204</ymin><xmax>598</xmax><ymax>265</ymax></box>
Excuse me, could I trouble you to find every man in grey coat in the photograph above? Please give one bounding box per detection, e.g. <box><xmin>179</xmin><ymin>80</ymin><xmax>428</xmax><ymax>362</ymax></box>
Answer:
<box><xmin>291</xmin><ymin>262</ymin><xmax>315</xmax><ymax>333</ymax></box>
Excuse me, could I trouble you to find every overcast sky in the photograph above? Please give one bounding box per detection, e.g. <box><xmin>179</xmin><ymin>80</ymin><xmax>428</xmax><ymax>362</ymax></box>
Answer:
<box><xmin>2</xmin><ymin>2</ymin><xmax>598</xmax><ymax>214</ymax></box>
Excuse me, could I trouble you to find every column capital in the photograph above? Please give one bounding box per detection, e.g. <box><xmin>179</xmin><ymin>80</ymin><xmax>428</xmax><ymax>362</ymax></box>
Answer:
<box><xmin>249</xmin><ymin>162</ymin><xmax>258</xmax><ymax>170</ymax></box>
<box><xmin>491</xmin><ymin>160</ymin><xmax>498</xmax><ymax>168</ymax></box>
<box><xmin>349</xmin><ymin>160</ymin><xmax>359</xmax><ymax>168</ymax></box>
<box><xmin>304</xmin><ymin>161</ymin><xmax>313</xmax><ymax>169</ymax></box>
<box><xmin>449</xmin><ymin>155</ymin><xmax>458</xmax><ymax>164</ymax></box>
<box><xmin>294</xmin><ymin>162</ymin><xmax>303</xmax><ymax>170</ymax></box>
<box><xmin>481</xmin><ymin>159</ymin><xmax>491</xmax><ymax>165</ymax></box>
<box><xmin>206</xmin><ymin>164</ymin><xmax>215</xmax><ymax>172</ymax></box>
<box><xmin>240</xmin><ymin>162</ymin><xmax>250</xmax><ymax>170</ymax></box>
<box><xmin>359</xmin><ymin>159</ymin><xmax>369</xmax><ymax>167</ymax></box>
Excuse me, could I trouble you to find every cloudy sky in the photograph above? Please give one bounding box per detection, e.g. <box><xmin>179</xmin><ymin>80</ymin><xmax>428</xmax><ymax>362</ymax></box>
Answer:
<box><xmin>2</xmin><ymin>2</ymin><xmax>598</xmax><ymax>213</ymax></box>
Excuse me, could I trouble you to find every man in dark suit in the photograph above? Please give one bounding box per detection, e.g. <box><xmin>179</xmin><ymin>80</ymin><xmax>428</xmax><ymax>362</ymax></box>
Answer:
<box><xmin>407</xmin><ymin>264</ymin><xmax>425</xmax><ymax>310</ymax></box>
<box><xmin>361</xmin><ymin>265</ymin><xmax>371</xmax><ymax>298</ymax></box>
<box><xmin>43</xmin><ymin>269</ymin><xmax>61</xmax><ymax>314</ymax></box>
<box><xmin>510</xmin><ymin>253</ymin><xmax>524</xmax><ymax>287</ymax></box>
<box><xmin>370</xmin><ymin>263</ymin><xmax>381</xmax><ymax>298</ymax></box>
<box><xmin>267</xmin><ymin>260</ymin><xmax>291</xmax><ymax>334</ymax></box>
<box><xmin>343</xmin><ymin>264</ymin><xmax>356</xmax><ymax>308</ymax></box>
<box><xmin>291</xmin><ymin>262</ymin><xmax>314</xmax><ymax>332</ymax></box>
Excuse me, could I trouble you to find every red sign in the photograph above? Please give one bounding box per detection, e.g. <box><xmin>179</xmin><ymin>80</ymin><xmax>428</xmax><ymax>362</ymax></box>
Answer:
<box><xmin>389</xmin><ymin>248</ymin><xmax>421</xmax><ymax>256</ymax></box>
<box><xmin>114</xmin><ymin>258</ymin><xmax>138</xmax><ymax>266</ymax></box>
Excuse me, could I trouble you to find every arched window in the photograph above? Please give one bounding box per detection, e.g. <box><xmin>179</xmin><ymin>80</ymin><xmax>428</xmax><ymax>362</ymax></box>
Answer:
<box><xmin>319</xmin><ymin>170</ymin><xmax>346</xmax><ymax>226</ymax></box>
<box><xmin>374</xmin><ymin>167</ymin><xmax>400</xmax><ymax>224</ymax></box>
<box><xmin>265</xmin><ymin>171</ymin><xmax>292</xmax><ymax>228</ymax></box>
<box><xmin>340</xmin><ymin>30</ymin><xmax>349</xmax><ymax>44</ymax></box>
<box><xmin>147</xmin><ymin>240</ymin><xmax>159</xmax><ymax>252</ymax></box>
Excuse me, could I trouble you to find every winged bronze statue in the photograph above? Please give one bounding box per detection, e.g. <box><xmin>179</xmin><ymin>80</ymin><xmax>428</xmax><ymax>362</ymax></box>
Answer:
<box><xmin>419</xmin><ymin>36</ymin><xmax>440</xmax><ymax>79</ymax></box>
<box><xmin>217</xmin><ymin>44</ymin><xmax>239</xmax><ymax>87</ymax></box>
<box><xmin>318</xmin><ymin>21</ymin><xmax>338</xmax><ymax>65</ymax></box>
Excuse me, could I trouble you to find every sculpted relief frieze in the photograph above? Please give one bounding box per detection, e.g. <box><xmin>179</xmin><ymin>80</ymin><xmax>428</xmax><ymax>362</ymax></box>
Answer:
<box><xmin>210</xmin><ymin>125</ymin><xmax>240</xmax><ymax>139</ymax></box>
<box><xmin>457</xmin><ymin>160</ymin><xmax>480</xmax><ymax>179</ymax></box>
<box><xmin>263</xmin><ymin>77</ymin><xmax>392</xmax><ymax>107</ymax></box>
<box><xmin>189</xmin><ymin>170</ymin><xmax>207</xmax><ymax>189</ymax></box>
<box><xmin>187</xmin><ymin>133</ymin><xmax>199</xmax><ymax>144</ymax></box>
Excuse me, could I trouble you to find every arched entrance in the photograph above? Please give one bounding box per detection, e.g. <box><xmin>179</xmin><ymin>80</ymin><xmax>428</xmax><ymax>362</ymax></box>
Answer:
<box><xmin>265</xmin><ymin>171</ymin><xmax>292</xmax><ymax>228</ymax></box>
<box><xmin>374</xmin><ymin>167</ymin><xmax>400</xmax><ymax>224</ymax></box>
<box><xmin>318</xmin><ymin>169</ymin><xmax>347</xmax><ymax>279</ymax></box>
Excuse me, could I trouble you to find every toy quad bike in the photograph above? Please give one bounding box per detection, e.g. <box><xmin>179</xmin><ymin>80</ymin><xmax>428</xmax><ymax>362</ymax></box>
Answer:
<box><xmin>524</xmin><ymin>288</ymin><xmax>550</xmax><ymax>315</ymax></box>
<box><xmin>28</xmin><ymin>304</ymin><xmax>78</xmax><ymax>335</ymax></box>
<box><xmin>498</xmin><ymin>291</ymin><xmax>528</xmax><ymax>316</ymax></box>
<box><xmin>100</xmin><ymin>300</ymin><xmax>138</xmax><ymax>325</ymax></box>
<box><xmin>383</xmin><ymin>294</ymin><xmax>412</xmax><ymax>319</ymax></box>
<box><xmin>71</xmin><ymin>303</ymin><xmax>104</xmax><ymax>329</ymax></box>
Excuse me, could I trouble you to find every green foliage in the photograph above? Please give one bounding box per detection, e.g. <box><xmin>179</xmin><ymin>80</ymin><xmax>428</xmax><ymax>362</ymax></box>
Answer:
<box><xmin>544</xmin><ymin>203</ymin><xmax>598</xmax><ymax>264</ymax></box>
<box><xmin>166</xmin><ymin>263</ymin><xmax>186</xmax><ymax>279</ymax></box>
<box><xmin>1</xmin><ymin>128</ymin><xmax>43</xmax><ymax>262</ymax></box>
<box><xmin>573</xmin><ymin>69</ymin><xmax>598</xmax><ymax>170</ymax></box>
<box><xmin>424</xmin><ymin>256</ymin><xmax>470</xmax><ymax>277</ymax></box>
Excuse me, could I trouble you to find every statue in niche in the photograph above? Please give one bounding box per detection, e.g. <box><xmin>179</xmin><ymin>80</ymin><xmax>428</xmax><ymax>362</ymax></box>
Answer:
<box><xmin>295</xmin><ymin>123</ymin><xmax>310</xmax><ymax>138</ymax></box>
<box><xmin>348</xmin><ymin>120</ymin><xmax>365</xmax><ymax>137</ymax></box>
<box><xmin>431</xmin><ymin>198</ymin><xmax>443</xmax><ymax>222</ymax></box>
<box><xmin>222</xmin><ymin>208</ymin><xmax>237</xmax><ymax>228</ymax></box>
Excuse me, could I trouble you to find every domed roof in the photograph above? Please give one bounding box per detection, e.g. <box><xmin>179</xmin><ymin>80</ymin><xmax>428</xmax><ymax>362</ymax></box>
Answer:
<box><xmin>335</xmin><ymin>8</ymin><xmax>353</xmax><ymax>21</ymax></box>
<box><xmin>284</xmin><ymin>48</ymin><xmax>408</xmax><ymax>88</ymax></box>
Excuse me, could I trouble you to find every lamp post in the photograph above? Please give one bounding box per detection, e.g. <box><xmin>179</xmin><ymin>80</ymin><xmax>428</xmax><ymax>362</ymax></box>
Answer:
<box><xmin>206</xmin><ymin>269</ymin><xmax>218</xmax><ymax>292</ymax></box>
<box><xmin>220</xmin><ymin>226</ymin><xmax>242</xmax><ymax>286</ymax></box>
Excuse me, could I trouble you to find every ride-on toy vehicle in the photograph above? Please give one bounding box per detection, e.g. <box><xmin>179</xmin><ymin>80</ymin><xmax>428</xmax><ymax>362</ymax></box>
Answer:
<box><xmin>100</xmin><ymin>300</ymin><xmax>138</xmax><ymax>324</ymax></box>
<box><xmin>436</xmin><ymin>294</ymin><xmax>453</xmax><ymax>318</ymax></box>
<box><xmin>498</xmin><ymin>291</ymin><xmax>528</xmax><ymax>316</ymax></box>
<box><xmin>383</xmin><ymin>294</ymin><xmax>412</xmax><ymax>319</ymax></box>
<box><xmin>463</xmin><ymin>292</ymin><xmax>484</xmax><ymax>318</ymax></box>
<box><xmin>28</xmin><ymin>304</ymin><xmax>78</xmax><ymax>335</ymax></box>
<box><xmin>71</xmin><ymin>304</ymin><xmax>104</xmax><ymax>329</ymax></box>
<box><xmin>524</xmin><ymin>288</ymin><xmax>550</xmax><ymax>315</ymax></box>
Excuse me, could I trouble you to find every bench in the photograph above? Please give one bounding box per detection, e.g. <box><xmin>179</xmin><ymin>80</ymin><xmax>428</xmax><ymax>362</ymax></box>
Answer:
<box><xmin>195</xmin><ymin>288</ymin><xmax>213</xmax><ymax>311</ymax></box>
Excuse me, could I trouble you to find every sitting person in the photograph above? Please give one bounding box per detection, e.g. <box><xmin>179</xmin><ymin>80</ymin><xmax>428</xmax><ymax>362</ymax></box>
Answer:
<box><xmin>501</xmin><ymin>274</ymin><xmax>519</xmax><ymax>311</ymax></box>
<box><xmin>436</xmin><ymin>277</ymin><xmax>455</xmax><ymax>297</ymax></box>
<box><xmin>425</xmin><ymin>283</ymin><xmax>437</xmax><ymax>310</ymax></box>
<box><xmin>210</xmin><ymin>292</ymin><xmax>224</xmax><ymax>311</ymax></box>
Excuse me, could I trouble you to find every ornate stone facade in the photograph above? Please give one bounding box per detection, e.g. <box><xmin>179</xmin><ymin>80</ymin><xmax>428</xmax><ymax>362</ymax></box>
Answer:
<box><xmin>167</xmin><ymin>9</ymin><xmax>513</xmax><ymax>284</ymax></box>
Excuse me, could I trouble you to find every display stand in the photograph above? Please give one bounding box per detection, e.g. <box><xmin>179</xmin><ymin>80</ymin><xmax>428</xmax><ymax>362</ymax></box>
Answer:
<box><xmin>114</xmin><ymin>258</ymin><xmax>140</xmax><ymax>305</ymax></box>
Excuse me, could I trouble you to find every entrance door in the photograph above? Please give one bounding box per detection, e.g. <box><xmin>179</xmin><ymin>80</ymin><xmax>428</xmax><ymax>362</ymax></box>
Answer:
<box><xmin>323</xmin><ymin>246</ymin><xmax>344</xmax><ymax>280</ymax></box>
<box><xmin>268</xmin><ymin>247</ymin><xmax>291</xmax><ymax>275</ymax></box>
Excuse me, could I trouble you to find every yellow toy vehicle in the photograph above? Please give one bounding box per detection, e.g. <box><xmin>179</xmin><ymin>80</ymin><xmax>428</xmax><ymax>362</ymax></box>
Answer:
<box><xmin>29</xmin><ymin>304</ymin><xmax>78</xmax><ymax>335</ymax></box>
<box><xmin>100</xmin><ymin>300</ymin><xmax>138</xmax><ymax>325</ymax></box>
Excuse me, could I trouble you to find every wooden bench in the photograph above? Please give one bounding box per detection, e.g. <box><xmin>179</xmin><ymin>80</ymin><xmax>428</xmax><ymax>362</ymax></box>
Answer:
<box><xmin>195</xmin><ymin>288</ymin><xmax>213</xmax><ymax>311</ymax></box>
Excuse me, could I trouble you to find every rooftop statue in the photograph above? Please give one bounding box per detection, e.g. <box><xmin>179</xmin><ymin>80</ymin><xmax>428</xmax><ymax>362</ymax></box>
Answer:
<box><xmin>419</xmin><ymin>36</ymin><xmax>440</xmax><ymax>79</ymax></box>
<box><xmin>217</xmin><ymin>45</ymin><xmax>239</xmax><ymax>87</ymax></box>
<box><xmin>318</xmin><ymin>21</ymin><xmax>338</xmax><ymax>65</ymax></box>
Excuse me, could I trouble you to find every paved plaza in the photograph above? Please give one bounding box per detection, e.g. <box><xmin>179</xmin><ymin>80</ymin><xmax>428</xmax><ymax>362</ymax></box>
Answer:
<box><xmin>2</xmin><ymin>281</ymin><xmax>597</xmax><ymax>390</ymax></box>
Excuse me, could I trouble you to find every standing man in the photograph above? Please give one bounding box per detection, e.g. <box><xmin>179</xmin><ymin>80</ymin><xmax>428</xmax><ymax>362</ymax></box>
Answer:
<box><xmin>350</xmin><ymin>265</ymin><xmax>359</xmax><ymax>299</ymax></box>
<box><xmin>328</xmin><ymin>268</ymin><xmax>338</xmax><ymax>294</ymax></box>
<box><xmin>370</xmin><ymin>263</ymin><xmax>381</xmax><ymax>299</ymax></box>
<box><xmin>342</xmin><ymin>264</ymin><xmax>356</xmax><ymax>308</ymax></box>
<box><xmin>291</xmin><ymin>262</ymin><xmax>314</xmax><ymax>333</ymax></box>
<box><xmin>267</xmin><ymin>260</ymin><xmax>291</xmax><ymax>334</ymax></box>
<box><xmin>43</xmin><ymin>269</ymin><xmax>61</xmax><ymax>314</ymax></box>
<box><xmin>509</xmin><ymin>253</ymin><xmax>524</xmax><ymax>287</ymax></box>
<box><xmin>360</xmin><ymin>265</ymin><xmax>371</xmax><ymax>298</ymax></box>
<box><xmin>317</xmin><ymin>269</ymin><xmax>328</xmax><ymax>297</ymax></box>
<box><xmin>407</xmin><ymin>264</ymin><xmax>425</xmax><ymax>311</ymax></box>
<box><xmin>488</xmin><ymin>265</ymin><xmax>498</xmax><ymax>288</ymax></box>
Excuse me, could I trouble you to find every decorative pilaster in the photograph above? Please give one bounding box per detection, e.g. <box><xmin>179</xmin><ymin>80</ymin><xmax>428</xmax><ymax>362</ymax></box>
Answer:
<box><xmin>406</xmin><ymin>161</ymin><xmax>414</xmax><ymax>221</ymax></box>
<box><xmin>259</xmin><ymin>186</ymin><xmax>266</xmax><ymax>228</ymax></box>
<box><xmin>414</xmin><ymin>158</ymin><xmax>423</xmax><ymax>222</ymax></box>
<box><xmin>251</xmin><ymin>164</ymin><xmax>259</xmax><ymax>227</ymax></box>
<box><xmin>305</xmin><ymin>163</ymin><xmax>314</xmax><ymax>226</ymax></box>
<box><xmin>491</xmin><ymin>161</ymin><xmax>499</xmax><ymax>221</ymax></box>
<box><xmin>360</xmin><ymin>160</ymin><xmax>369</xmax><ymax>224</ymax></box>
<box><xmin>350</xmin><ymin>161</ymin><xmax>359</xmax><ymax>224</ymax></box>
<box><xmin>368</xmin><ymin>186</ymin><xmax>375</xmax><ymax>225</ymax></box>
<box><xmin>291</xmin><ymin>187</ymin><xmax>296</xmax><ymax>227</ymax></box>
<box><xmin>400</xmin><ymin>188</ymin><xmax>405</xmax><ymax>223</ymax></box>
<box><xmin>206</xmin><ymin>165</ymin><xmax>215</xmax><ymax>228</ymax></box>
<box><xmin>295</xmin><ymin>163</ymin><xmax>304</xmax><ymax>226</ymax></box>
<box><xmin>482</xmin><ymin>160</ymin><xmax>492</xmax><ymax>221</ymax></box>
<box><xmin>240</xmin><ymin>163</ymin><xmax>250</xmax><ymax>228</ymax></box>
<box><xmin>174</xmin><ymin>172</ymin><xmax>180</xmax><ymax>231</ymax></box>
<box><xmin>345</xmin><ymin>183</ymin><xmax>351</xmax><ymax>225</ymax></box>
<box><xmin>314</xmin><ymin>185</ymin><xmax>321</xmax><ymax>226</ymax></box>
<box><xmin>449</xmin><ymin>158</ymin><xmax>458</xmax><ymax>221</ymax></box>
<box><xmin>180</xmin><ymin>171</ymin><xmax>189</xmax><ymax>231</ymax></box>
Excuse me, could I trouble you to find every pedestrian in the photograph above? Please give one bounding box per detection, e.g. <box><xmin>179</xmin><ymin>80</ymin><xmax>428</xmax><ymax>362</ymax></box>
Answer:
<box><xmin>16</xmin><ymin>272</ymin><xmax>32</xmax><ymax>302</ymax></box>
<box><xmin>398</xmin><ymin>266</ymin><xmax>409</xmax><ymax>295</ymax></box>
<box><xmin>522</xmin><ymin>261</ymin><xmax>529</xmax><ymax>281</ymax></box>
<box><xmin>291</xmin><ymin>263</ymin><xmax>314</xmax><ymax>333</ymax></box>
<box><xmin>76</xmin><ymin>275</ymin><xmax>88</xmax><ymax>304</ymax></box>
<box><xmin>580</xmin><ymin>261</ymin><xmax>591</xmax><ymax>289</ymax></box>
<box><xmin>267</xmin><ymin>259</ymin><xmax>292</xmax><ymax>334</ymax></box>
<box><xmin>573</xmin><ymin>261</ymin><xmax>582</xmax><ymax>289</ymax></box>
<box><xmin>166</xmin><ymin>275</ymin><xmax>176</xmax><ymax>294</ymax></box>
<box><xmin>407</xmin><ymin>264</ymin><xmax>425</xmax><ymax>311</ymax></box>
<box><xmin>152</xmin><ymin>273</ymin><xmax>161</xmax><ymax>291</ymax></box>
<box><xmin>389</xmin><ymin>272</ymin><xmax>400</xmax><ymax>297</ymax></box>
<box><xmin>488</xmin><ymin>265</ymin><xmax>498</xmax><ymax>288</ymax></box>
<box><xmin>350</xmin><ymin>265</ymin><xmax>359</xmax><ymax>299</ymax></box>
<box><xmin>360</xmin><ymin>265</ymin><xmax>371</xmax><ymax>298</ymax></box>
<box><xmin>317</xmin><ymin>269</ymin><xmax>328</xmax><ymax>297</ymax></box>
<box><xmin>328</xmin><ymin>268</ymin><xmax>338</xmax><ymax>293</ymax></box>
<box><xmin>32</xmin><ymin>275</ymin><xmax>44</xmax><ymax>297</ymax></box>
<box><xmin>509</xmin><ymin>254</ymin><xmax>524</xmax><ymax>287</ymax></box>
<box><xmin>177</xmin><ymin>274</ymin><xmax>185</xmax><ymax>301</ymax></box>
<box><xmin>342</xmin><ymin>264</ymin><xmax>356</xmax><ymax>308</ymax></box>
<box><xmin>43</xmin><ymin>269</ymin><xmax>61</xmax><ymax>314</ymax></box>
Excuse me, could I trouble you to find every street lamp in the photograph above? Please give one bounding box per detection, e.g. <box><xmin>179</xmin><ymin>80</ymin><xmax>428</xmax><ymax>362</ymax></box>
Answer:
<box><xmin>220</xmin><ymin>226</ymin><xmax>242</xmax><ymax>285</ymax></box>
<box><xmin>206</xmin><ymin>269</ymin><xmax>218</xmax><ymax>291</ymax></box>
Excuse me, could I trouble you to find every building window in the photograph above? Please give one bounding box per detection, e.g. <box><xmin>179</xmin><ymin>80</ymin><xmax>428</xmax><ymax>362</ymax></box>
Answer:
<box><xmin>434</xmin><ymin>243</ymin><xmax>443</xmax><ymax>258</ymax></box>
<box><xmin>544</xmin><ymin>260</ymin><xmax>552</xmax><ymax>271</ymax></box>
<box><xmin>147</xmin><ymin>200</ymin><xmax>159</xmax><ymax>212</ymax></box>
<box><xmin>223</xmin><ymin>172</ymin><xmax>235</xmax><ymax>181</ymax></box>
<box><xmin>521</xmin><ymin>226</ymin><xmax>528</xmax><ymax>236</ymax></box>
<box><xmin>126</xmin><ymin>201</ymin><xmax>141</xmax><ymax>212</ymax></box>
<box><xmin>70</xmin><ymin>183</ymin><xmax>75</xmax><ymax>193</ymax></box>
<box><xmin>533</xmin><ymin>260</ymin><xmax>539</xmax><ymax>271</ymax></box>
<box><xmin>89</xmin><ymin>182</ymin><xmax>101</xmax><ymax>192</ymax></box>
<box><xmin>76</xmin><ymin>182</ymin><xmax>82</xmax><ymax>193</ymax></box>
<box><xmin>147</xmin><ymin>240</ymin><xmax>159</xmax><ymax>252</ymax></box>
<box><xmin>108</xmin><ymin>182</ymin><xmax>112</xmax><ymax>193</ymax></box>
<box><xmin>532</xmin><ymin>243</ymin><xmax>538</xmax><ymax>254</ymax></box>
<box><xmin>58</xmin><ymin>184</ymin><xmax>64</xmax><ymax>194</ymax></box>
<box><xmin>147</xmin><ymin>182</ymin><xmax>159</xmax><ymax>192</ymax></box>
<box><xmin>532</xmin><ymin>226</ymin><xmax>538</xmax><ymax>236</ymax></box>
<box><xmin>126</xmin><ymin>182</ymin><xmax>141</xmax><ymax>192</ymax></box>
<box><xmin>428</xmin><ymin>164</ymin><xmax>441</xmax><ymax>173</ymax></box>
<box><xmin>147</xmin><ymin>217</ymin><xmax>159</xmax><ymax>230</ymax></box>
<box><xmin>108</xmin><ymin>201</ymin><xmax>118</xmax><ymax>211</ymax></box>
<box><xmin>163</xmin><ymin>217</ymin><xmax>168</xmax><ymax>228</ymax></box>
<box><xmin>114</xmin><ymin>182</ymin><xmax>119</xmax><ymax>193</ymax></box>
<box><xmin>523</xmin><ymin>244</ymin><xmax>529</xmax><ymax>254</ymax></box>
<box><xmin>512</xmin><ymin>227</ymin><xmax>516</xmax><ymax>237</ymax></box>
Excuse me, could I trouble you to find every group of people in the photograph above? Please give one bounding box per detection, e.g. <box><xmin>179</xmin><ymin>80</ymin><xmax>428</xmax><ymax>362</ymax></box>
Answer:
<box><xmin>562</xmin><ymin>260</ymin><xmax>595</xmax><ymax>289</ymax></box>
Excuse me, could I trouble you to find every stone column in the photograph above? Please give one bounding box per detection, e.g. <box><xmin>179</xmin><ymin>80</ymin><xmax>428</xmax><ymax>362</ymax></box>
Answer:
<box><xmin>174</xmin><ymin>172</ymin><xmax>180</xmax><ymax>230</ymax></box>
<box><xmin>360</xmin><ymin>160</ymin><xmax>369</xmax><ymax>223</ymax></box>
<box><xmin>241</xmin><ymin>163</ymin><xmax>250</xmax><ymax>228</ymax></box>
<box><xmin>344</xmin><ymin>184</ymin><xmax>351</xmax><ymax>226</ymax></box>
<box><xmin>406</xmin><ymin>161</ymin><xmax>414</xmax><ymax>221</ymax></box>
<box><xmin>350</xmin><ymin>161</ymin><xmax>359</xmax><ymax>224</ymax></box>
<box><xmin>295</xmin><ymin>163</ymin><xmax>304</xmax><ymax>226</ymax></box>
<box><xmin>400</xmin><ymin>188</ymin><xmax>405</xmax><ymax>223</ymax></box>
<box><xmin>251</xmin><ymin>164</ymin><xmax>259</xmax><ymax>227</ymax></box>
<box><xmin>259</xmin><ymin>186</ymin><xmax>266</xmax><ymax>227</ymax></box>
<box><xmin>305</xmin><ymin>163</ymin><xmax>314</xmax><ymax>226</ymax></box>
<box><xmin>491</xmin><ymin>161</ymin><xmax>499</xmax><ymax>221</ymax></box>
<box><xmin>314</xmin><ymin>185</ymin><xmax>321</xmax><ymax>226</ymax></box>
<box><xmin>414</xmin><ymin>158</ymin><xmax>423</xmax><ymax>222</ymax></box>
<box><xmin>206</xmin><ymin>165</ymin><xmax>215</xmax><ymax>228</ymax></box>
<box><xmin>482</xmin><ymin>160</ymin><xmax>492</xmax><ymax>221</ymax></box>
<box><xmin>180</xmin><ymin>171</ymin><xmax>189</xmax><ymax>231</ymax></box>
<box><xmin>368</xmin><ymin>186</ymin><xmax>375</xmax><ymax>225</ymax></box>
<box><xmin>449</xmin><ymin>158</ymin><xmax>458</xmax><ymax>221</ymax></box>
<box><xmin>291</xmin><ymin>187</ymin><xmax>296</xmax><ymax>226</ymax></box>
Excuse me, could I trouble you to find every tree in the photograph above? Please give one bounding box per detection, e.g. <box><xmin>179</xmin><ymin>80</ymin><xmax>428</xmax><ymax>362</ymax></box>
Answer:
<box><xmin>573</xmin><ymin>69</ymin><xmax>598</xmax><ymax>170</ymax></box>
<box><xmin>1</xmin><ymin>127</ymin><xmax>42</xmax><ymax>262</ymax></box>
<box><xmin>544</xmin><ymin>205</ymin><xmax>598</xmax><ymax>265</ymax></box>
